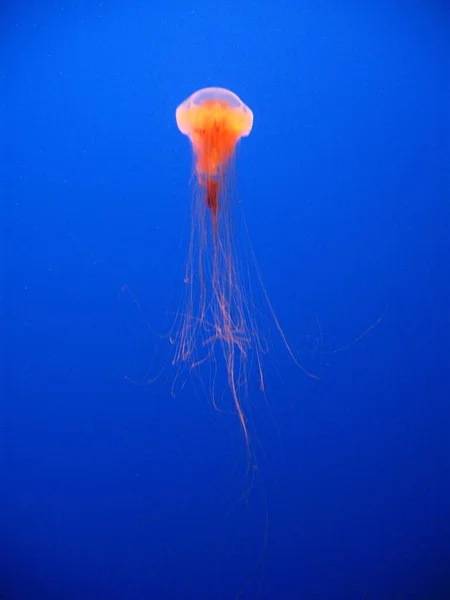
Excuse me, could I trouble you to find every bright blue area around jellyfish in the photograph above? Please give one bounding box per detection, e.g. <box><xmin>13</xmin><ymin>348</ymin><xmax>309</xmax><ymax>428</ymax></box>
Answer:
<box><xmin>3</xmin><ymin>1</ymin><xmax>449</xmax><ymax>598</ymax></box>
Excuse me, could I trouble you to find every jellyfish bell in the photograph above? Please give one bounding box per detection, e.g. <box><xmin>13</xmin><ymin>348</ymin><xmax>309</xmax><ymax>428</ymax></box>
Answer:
<box><xmin>176</xmin><ymin>88</ymin><xmax>253</xmax><ymax>220</ymax></box>
<box><xmin>175</xmin><ymin>87</ymin><xmax>253</xmax><ymax>163</ymax></box>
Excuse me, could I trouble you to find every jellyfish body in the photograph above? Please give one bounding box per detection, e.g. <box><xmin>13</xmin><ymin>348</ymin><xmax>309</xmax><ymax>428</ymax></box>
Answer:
<box><xmin>174</xmin><ymin>87</ymin><xmax>256</xmax><ymax>452</ymax></box>
<box><xmin>174</xmin><ymin>87</ymin><xmax>314</xmax><ymax>457</ymax></box>
<box><xmin>176</xmin><ymin>88</ymin><xmax>253</xmax><ymax>229</ymax></box>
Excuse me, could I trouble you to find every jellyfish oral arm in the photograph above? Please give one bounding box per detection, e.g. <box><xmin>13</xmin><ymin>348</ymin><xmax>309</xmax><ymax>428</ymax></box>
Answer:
<box><xmin>206</xmin><ymin>177</ymin><xmax>219</xmax><ymax>218</ymax></box>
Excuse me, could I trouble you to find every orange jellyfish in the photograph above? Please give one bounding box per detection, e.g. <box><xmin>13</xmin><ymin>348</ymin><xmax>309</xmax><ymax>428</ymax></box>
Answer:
<box><xmin>173</xmin><ymin>87</ymin><xmax>308</xmax><ymax>457</ymax></box>
<box><xmin>174</xmin><ymin>87</ymin><xmax>255</xmax><ymax>449</ymax></box>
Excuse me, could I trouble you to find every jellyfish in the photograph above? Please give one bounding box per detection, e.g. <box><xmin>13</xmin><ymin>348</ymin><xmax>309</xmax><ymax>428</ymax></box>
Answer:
<box><xmin>173</xmin><ymin>87</ymin><xmax>256</xmax><ymax>447</ymax></box>
<box><xmin>173</xmin><ymin>88</ymin><xmax>308</xmax><ymax>457</ymax></box>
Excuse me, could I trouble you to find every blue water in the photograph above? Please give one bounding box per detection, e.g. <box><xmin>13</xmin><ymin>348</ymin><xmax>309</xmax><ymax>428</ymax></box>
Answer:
<box><xmin>3</xmin><ymin>1</ymin><xmax>449</xmax><ymax>599</ymax></box>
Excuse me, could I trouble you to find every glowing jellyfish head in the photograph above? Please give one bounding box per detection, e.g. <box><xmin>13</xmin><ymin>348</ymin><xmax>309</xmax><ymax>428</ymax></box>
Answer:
<box><xmin>176</xmin><ymin>87</ymin><xmax>253</xmax><ymax>179</ymax></box>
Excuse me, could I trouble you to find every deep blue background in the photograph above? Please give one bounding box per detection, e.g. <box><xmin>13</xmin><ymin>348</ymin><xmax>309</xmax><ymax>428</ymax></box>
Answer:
<box><xmin>3</xmin><ymin>1</ymin><xmax>449</xmax><ymax>598</ymax></box>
